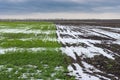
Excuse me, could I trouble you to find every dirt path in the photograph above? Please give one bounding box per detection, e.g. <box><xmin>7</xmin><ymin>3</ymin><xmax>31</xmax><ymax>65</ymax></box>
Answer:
<box><xmin>56</xmin><ymin>25</ymin><xmax>120</xmax><ymax>80</ymax></box>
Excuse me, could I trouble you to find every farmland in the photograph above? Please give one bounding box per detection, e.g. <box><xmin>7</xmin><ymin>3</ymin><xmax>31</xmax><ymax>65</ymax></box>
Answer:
<box><xmin>0</xmin><ymin>21</ymin><xmax>120</xmax><ymax>80</ymax></box>
<box><xmin>56</xmin><ymin>24</ymin><xmax>120</xmax><ymax>80</ymax></box>
<box><xmin>0</xmin><ymin>22</ymin><xmax>73</xmax><ymax>80</ymax></box>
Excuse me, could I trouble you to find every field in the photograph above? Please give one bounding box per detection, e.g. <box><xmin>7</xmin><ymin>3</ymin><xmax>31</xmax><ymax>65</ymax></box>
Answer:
<box><xmin>56</xmin><ymin>24</ymin><xmax>120</xmax><ymax>80</ymax></box>
<box><xmin>0</xmin><ymin>21</ymin><xmax>120</xmax><ymax>80</ymax></box>
<box><xmin>0</xmin><ymin>22</ymin><xmax>74</xmax><ymax>80</ymax></box>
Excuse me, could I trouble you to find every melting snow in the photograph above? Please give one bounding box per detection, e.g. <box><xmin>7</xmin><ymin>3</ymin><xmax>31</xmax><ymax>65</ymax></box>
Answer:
<box><xmin>0</xmin><ymin>29</ymin><xmax>55</xmax><ymax>34</ymax></box>
<box><xmin>56</xmin><ymin>25</ymin><xmax>120</xmax><ymax>80</ymax></box>
<box><xmin>0</xmin><ymin>48</ymin><xmax>60</xmax><ymax>54</ymax></box>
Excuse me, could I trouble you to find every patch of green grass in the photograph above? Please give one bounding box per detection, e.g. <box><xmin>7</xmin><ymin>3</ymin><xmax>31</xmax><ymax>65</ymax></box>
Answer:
<box><xmin>0</xmin><ymin>33</ymin><xmax>56</xmax><ymax>39</ymax></box>
<box><xmin>0</xmin><ymin>21</ymin><xmax>55</xmax><ymax>30</ymax></box>
<box><xmin>0</xmin><ymin>50</ymin><xmax>73</xmax><ymax>80</ymax></box>
<box><xmin>0</xmin><ymin>39</ymin><xmax>61</xmax><ymax>48</ymax></box>
<box><xmin>0</xmin><ymin>33</ymin><xmax>35</xmax><ymax>39</ymax></box>
<box><xmin>0</xmin><ymin>50</ymin><xmax>64</xmax><ymax>68</ymax></box>
<box><xmin>29</xmin><ymin>24</ymin><xmax>56</xmax><ymax>30</ymax></box>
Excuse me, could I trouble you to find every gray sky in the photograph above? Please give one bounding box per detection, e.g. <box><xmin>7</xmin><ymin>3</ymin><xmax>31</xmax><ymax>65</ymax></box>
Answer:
<box><xmin>0</xmin><ymin>0</ymin><xmax>120</xmax><ymax>19</ymax></box>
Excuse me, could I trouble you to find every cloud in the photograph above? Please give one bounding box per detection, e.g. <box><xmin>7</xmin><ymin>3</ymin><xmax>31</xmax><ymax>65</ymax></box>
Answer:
<box><xmin>0</xmin><ymin>0</ymin><xmax>28</xmax><ymax>3</ymax></box>
<box><xmin>1</xmin><ymin>0</ymin><xmax>119</xmax><ymax>13</ymax></box>
<box><xmin>53</xmin><ymin>0</ymin><xmax>116</xmax><ymax>3</ymax></box>
<box><xmin>92</xmin><ymin>5</ymin><xmax>120</xmax><ymax>13</ymax></box>
<box><xmin>0</xmin><ymin>0</ymin><xmax>119</xmax><ymax>19</ymax></box>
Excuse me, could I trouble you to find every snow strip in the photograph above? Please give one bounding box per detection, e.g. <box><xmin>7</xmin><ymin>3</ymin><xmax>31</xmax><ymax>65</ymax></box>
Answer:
<box><xmin>0</xmin><ymin>48</ymin><xmax>60</xmax><ymax>54</ymax></box>
<box><xmin>0</xmin><ymin>29</ymin><xmax>55</xmax><ymax>34</ymax></box>
<box><xmin>92</xmin><ymin>29</ymin><xmax>120</xmax><ymax>40</ymax></box>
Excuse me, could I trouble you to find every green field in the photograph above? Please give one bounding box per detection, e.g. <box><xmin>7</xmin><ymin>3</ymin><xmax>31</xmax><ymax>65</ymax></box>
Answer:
<box><xmin>0</xmin><ymin>22</ymin><xmax>73</xmax><ymax>80</ymax></box>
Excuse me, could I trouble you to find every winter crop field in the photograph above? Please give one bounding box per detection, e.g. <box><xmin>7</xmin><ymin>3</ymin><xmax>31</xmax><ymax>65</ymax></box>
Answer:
<box><xmin>0</xmin><ymin>22</ymin><xmax>74</xmax><ymax>80</ymax></box>
<box><xmin>0</xmin><ymin>21</ymin><xmax>120</xmax><ymax>80</ymax></box>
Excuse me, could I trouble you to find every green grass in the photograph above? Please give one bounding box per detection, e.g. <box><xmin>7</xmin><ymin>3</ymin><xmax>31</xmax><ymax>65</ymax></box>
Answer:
<box><xmin>0</xmin><ymin>33</ymin><xmax>57</xmax><ymax>39</ymax></box>
<box><xmin>0</xmin><ymin>39</ymin><xmax>61</xmax><ymax>48</ymax></box>
<box><xmin>0</xmin><ymin>50</ymin><xmax>73</xmax><ymax>80</ymax></box>
<box><xmin>0</xmin><ymin>21</ymin><xmax>56</xmax><ymax>30</ymax></box>
<box><xmin>0</xmin><ymin>21</ymin><xmax>74</xmax><ymax>80</ymax></box>
<box><xmin>29</xmin><ymin>24</ymin><xmax>56</xmax><ymax>30</ymax></box>
<box><xmin>0</xmin><ymin>50</ymin><xmax>64</xmax><ymax>67</ymax></box>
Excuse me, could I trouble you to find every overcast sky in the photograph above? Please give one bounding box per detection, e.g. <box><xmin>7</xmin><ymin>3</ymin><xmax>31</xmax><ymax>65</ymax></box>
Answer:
<box><xmin>0</xmin><ymin>0</ymin><xmax>120</xmax><ymax>19</ymax></box>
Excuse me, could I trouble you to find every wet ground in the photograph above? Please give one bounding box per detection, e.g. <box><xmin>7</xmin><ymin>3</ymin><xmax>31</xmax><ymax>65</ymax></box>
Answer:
<box><xmin>56</xmin><ymin>25</ymin><xmax>120</xmax><ymax>80</ymax></box>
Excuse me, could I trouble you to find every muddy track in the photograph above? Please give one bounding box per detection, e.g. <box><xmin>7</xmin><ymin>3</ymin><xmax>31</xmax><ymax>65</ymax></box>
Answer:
<box><xmin>56</xmin><ymin>25</ymin><xmax>120</xmax><ymax>80</ymax></box>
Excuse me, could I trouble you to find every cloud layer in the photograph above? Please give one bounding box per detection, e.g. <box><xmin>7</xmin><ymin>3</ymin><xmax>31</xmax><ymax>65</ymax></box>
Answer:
<box><xmin>0</xmin><ymin>0</ymin><xmax>119</xmax><ymax>19</ymax></box>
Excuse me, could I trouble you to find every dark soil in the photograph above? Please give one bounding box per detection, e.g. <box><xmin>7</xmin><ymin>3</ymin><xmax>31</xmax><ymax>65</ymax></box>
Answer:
<box><xmin>94</xmin><ymin>43</ymin><xmax>120</xmax><ymax>55</ymax></box>
<box><xmin>84</xmin><ymin>55</ymin><xmax>120</xmax><ymax>79</ymax></box>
